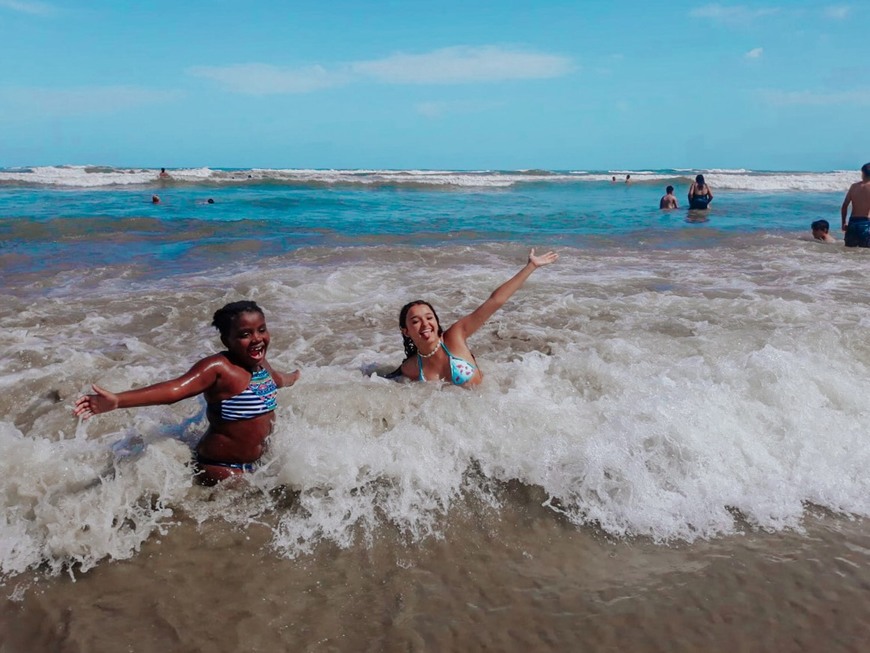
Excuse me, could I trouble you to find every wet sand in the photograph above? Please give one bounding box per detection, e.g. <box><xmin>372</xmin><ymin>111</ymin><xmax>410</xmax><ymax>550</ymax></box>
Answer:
<box><xmin>3</xmin><ymin>486</ymin><xmax>868</xmax><ymax>653</ymax></box>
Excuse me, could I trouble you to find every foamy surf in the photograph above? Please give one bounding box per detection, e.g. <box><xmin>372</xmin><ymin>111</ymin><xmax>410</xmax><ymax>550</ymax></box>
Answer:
<box><xmin>2</xmin><ymin>243</ymin><xmax>868</xmax><ymax>580</ymax></box>
<box><xmin>0</xmin><ymin>165</ymin><xmax>860</xmax><ymax>192</ymax></box>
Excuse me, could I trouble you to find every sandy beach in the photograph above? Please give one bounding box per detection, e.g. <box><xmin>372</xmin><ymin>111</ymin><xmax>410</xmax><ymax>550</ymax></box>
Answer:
<box><xmin>3</xmin><ymin>486</ymin><xmax>869</xmax><ymax>653</ymax></box>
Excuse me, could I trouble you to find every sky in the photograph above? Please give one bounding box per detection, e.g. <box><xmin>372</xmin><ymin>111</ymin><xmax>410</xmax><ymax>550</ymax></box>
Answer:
<box><xmin>0</xmin><ymin>0</ymin><xmax>867</xmax><ymax>171</ymax></box>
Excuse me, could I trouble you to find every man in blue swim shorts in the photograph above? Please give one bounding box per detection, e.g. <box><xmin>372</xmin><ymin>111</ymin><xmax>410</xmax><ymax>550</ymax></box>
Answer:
<box><xmin>842</xmin><ymin>162</ymin><xmax>870</xmax><ymax>247</ymax></box>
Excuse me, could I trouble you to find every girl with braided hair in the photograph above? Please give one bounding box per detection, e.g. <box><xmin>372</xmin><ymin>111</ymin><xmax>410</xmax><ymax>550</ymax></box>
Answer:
<box><xmin>74</xmin><ymin>301</ymin><xmax>300</xmax><ymax>484</ymax></box>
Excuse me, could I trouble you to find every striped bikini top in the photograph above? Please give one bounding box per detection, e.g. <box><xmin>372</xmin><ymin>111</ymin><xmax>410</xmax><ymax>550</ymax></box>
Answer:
<box><xmin>215</xmin><ymin>367</ymin><xmax>278</xmax><ymax>421</ymax></box>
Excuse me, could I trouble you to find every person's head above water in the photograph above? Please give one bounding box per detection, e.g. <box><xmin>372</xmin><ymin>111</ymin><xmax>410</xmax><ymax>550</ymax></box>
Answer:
<box><xmin>862</xmin><ymin>162</ymin><xmax>870</xmax><ymax>180</ymax></box>
<box><xmin>666</xmin><ymin>185</ymin><xmax>674</xmax><ymax>194</ymax></box>
<box><xmin>399</xmin><ymin>300</ymin><xmax>444</xmax><ymax>358</ymax></box>
<box><xmin>811</xmin><ymin>219</ymin><xmax>830</xmax><ymax>238</ymax></box>
<box><xmin>212</xmin><ymin>300</ymin><xmax>265</xmax><ymax>340</ymax></box>
<box><xmin>695</xmin><ymin>174</ymin><xmax>705</xmax><ymax>185</ymax></box>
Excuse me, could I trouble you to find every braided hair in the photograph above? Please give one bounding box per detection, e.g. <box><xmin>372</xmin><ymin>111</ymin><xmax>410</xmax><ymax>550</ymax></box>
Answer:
<box><xmin>212</xmin><ymin>300</ymin><xmax>264</xmax><ymax>340</ymax></box>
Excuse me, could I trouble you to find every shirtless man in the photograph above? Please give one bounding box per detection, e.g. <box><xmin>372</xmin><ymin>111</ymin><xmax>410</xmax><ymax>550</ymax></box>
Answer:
<box><xmin>842</xmin><ymin>162</ymin><xmax>870</xmax><ymax>247</ymax></box>
<box><xmin>659</xmin><ymin>185</ymin><xmax>678</xmax><ymax>209</ymax></box>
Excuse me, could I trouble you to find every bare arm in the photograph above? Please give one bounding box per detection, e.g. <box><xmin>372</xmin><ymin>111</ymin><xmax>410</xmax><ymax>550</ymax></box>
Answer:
<box><xmin>263</xmin><ymin>362</ymin><xmax>301</xmax><ymax>388</ymax></box>
<box><xmin>842</xmin><ymin>188</ymin><xmax>852</xmax><ymax>230</ymax></box>
<box><xmin>73</xmin><ymin>356</ymin><xmax>223</xmax><ymax>419</ymax></box>
<box><xmin>449</xmin><ymin>249</ymin><xmax>558</xmax><ymax>341</ymax></box>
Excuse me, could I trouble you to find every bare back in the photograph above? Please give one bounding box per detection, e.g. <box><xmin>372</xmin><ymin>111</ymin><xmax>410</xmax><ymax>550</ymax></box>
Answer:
<box><xmin>846</xmin><ymin>181</ymin><xmax>870</xmax><ymax>218</ymax></box>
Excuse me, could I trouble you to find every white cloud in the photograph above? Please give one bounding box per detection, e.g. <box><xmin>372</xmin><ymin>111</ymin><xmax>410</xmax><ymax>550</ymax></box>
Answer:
<box><xmin>0</xmin><ymin>86</ymin><xmax>181</xmax><ymax>116</ymax></box>
<box><xmin>824</xmin><ymin>5</ymin><xmax>850</xmax><ymax>19</ymax></box>
<box><xmin>352</xmin><ymin>46</ymin><xmax>574</xmax><ymax>84</ymax></box>
<box><xmin>188</xmin><ymin>63</ymin><xmax>347</xmax><ymax>95</ymax></box>
<box><xmin>415</xmin><ymin>99</ymin><xmax>504</xmax><ymax>119</ymax></box>
<box><xmin>745</xmin><ymin>47</ymin><xmax>764</xmax><ymax>59</ymax></box>
<box><xmin>690</xmin><ymin>4</ymin><xmax>779</xmax><ymax>24</ymax></box>
<box><xmin>191</xmin><ymin>46</ymin><xmax>574</xmax><ymax>95</ymax></box>
<box><xmin>762</xmin><ymin>88</ymin><xmax>870</xmax><ymax>106</ymax></box>
<box><xmin>0</xmin><ymin>0</ymin><xmax>54</xmax><ymax>15</ymax></box>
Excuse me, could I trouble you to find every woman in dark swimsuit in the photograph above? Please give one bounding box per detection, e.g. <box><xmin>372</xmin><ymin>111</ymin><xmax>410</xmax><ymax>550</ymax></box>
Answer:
<box><xmin>73</xmin><ymin>301</ymin><xmax>300</xmax><ymax>485</ymax></box>
<box><xmin>688</xmin><ymin>174</ymin><xmax>713</xmax><ymax>210</ymax></box>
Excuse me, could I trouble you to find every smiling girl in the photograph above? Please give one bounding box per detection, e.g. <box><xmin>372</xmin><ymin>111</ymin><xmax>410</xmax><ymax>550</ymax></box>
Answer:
<box><xmin>74</xmin><ymin>301</ymin><xmax>300</xmax><ymax>484</ymax></box>
<box><xmin>394</xmin><ymin>249</ymin><xmax>558</xmax><ymax>386</ymax></box>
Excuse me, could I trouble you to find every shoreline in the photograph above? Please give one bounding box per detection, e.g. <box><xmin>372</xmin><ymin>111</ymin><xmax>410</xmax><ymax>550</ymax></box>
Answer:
<box><xmin>2</xmin><ymin>489</ymin><xmax>868</xmax><ymax>653</ymax></box>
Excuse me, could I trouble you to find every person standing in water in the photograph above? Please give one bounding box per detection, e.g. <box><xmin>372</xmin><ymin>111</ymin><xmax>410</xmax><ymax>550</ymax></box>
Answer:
<box><xmin>74</xmin><ymin>301</ymin><xmax>300</xmax><ymax>484</ymax></box>
<box><xmin>841</xmin><ymin>162</ymin><xmax>870</xmax><ymax>247</ymax></box>
<box><xmin>688</xmin><ymin>174</ymin><xmax>713</xmax><ymax>210</ymax></box>
<box><xmin>392</xmin><ymin>249</ymin><xmax>558</xmax><ymax>386</ymax></box>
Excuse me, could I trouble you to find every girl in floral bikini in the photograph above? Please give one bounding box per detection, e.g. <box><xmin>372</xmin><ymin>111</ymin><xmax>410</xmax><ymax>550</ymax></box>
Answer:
<box><xmin>394</xmin><ymin>249</ymin><xmax>558</xmax><ymax>386</ymax></box>
<box><xmin>74</xmin><ymin>301</ymin><xmax>300</xmax><ymax>484</ymax></box>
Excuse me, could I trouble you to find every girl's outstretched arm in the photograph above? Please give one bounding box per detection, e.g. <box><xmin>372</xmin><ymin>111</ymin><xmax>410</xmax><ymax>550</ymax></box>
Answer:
<box><xmin>263</xmin><ymin>363</ymin><xmax>301</xmax><ymax>389</ymax></box>
<box><xmin>450</xmin><ymin>248</ymin><xmax>558</xmax><ymax>341</ymax></box>
<box><xmin>73</xmin><ymin>356</ymin><xmax>223</xmax><ymax>419</ymax></box>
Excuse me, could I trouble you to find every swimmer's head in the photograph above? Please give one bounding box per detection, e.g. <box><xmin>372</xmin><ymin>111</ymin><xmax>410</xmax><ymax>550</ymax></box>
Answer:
<box><xmin>212</xmin><ymin>300</ymin><xmax>265</xmax><ymax>341</ymax></box>
<box><xmin>811</xmin><ymin>219</ymin><xmax>830</xmax><ymax>239</ymax></box>
<box><xmin>666</xmin><ymin>185</ymin><xmax>674</xmax><ymax>194</ymax></box>
<box><xmin>207</xmin><ymin>198</ymin><xmax>215</xmax><ymax>204</ymax></box>
<box><xmin>151</xmin><ymin>194</ymin><xmax>160</xmax><ymax>203</ymax></box>
<box><xmin>399</xmin><ymin>300</ymin><xmax>443</xmax><ymax>358</ymax></box>
<box><xmin>862</xmin><ymin>162</ymin><xmax>870</xmax><ymax>179</ymax></box>
<box><xmin>695</xmin><ymin>174</ymin><xmax>705</xmax><ymax>185</ymax></box>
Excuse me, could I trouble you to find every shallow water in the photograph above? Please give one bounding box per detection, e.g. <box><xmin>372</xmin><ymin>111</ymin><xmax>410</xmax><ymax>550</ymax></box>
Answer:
<box><xmin>1</xmin><ymin>170</ymin><xmax>869</xmax><ymax>650</ymax></box>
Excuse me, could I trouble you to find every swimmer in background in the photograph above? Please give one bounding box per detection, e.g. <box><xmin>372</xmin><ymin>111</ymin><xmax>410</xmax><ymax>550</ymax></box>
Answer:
<box><xmin>841</xmin><ymin>162</ymin><xmax>870</xmax><ymax>247</ymax></box>
<box><xmin>73</xmin><ymin>301</ymin><xmax>301</xmax><ymax>485</ymax></box>
<box><xmin>151</xmin><ymin>194</ymin><xmax>161</xmax><ymax>204</ymax></box>
<box><xmin>625</xmin><ymin>174</ymin><xmax>631</xmax><ymax>184</ymax></box>
<box><xmin>391</xmin><ymin>249</ymin><xmax>558</xmax><ymax>386</ymax></box>
<box><xmin>811</xmin><ymin>219</ymin><xmax>836</xmax><ymax>243</ymax></box>
<box><xmin>688</xmin><ymin>174</ymin><xmax>713</xmax><ymax>210</ymax></box>
<box><xmin>660</xmin><ymin>185</ymin><xmax>679</xmax><ymax>209</ymax></box>
<box><xmin>158</xmin><ymin>168</ymin><xmax>170</xmax><ymax>179</ymax></box>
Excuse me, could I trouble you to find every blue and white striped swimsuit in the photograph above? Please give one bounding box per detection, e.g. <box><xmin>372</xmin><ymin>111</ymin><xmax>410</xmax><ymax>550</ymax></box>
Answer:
<box><xmin>218</xmin><ymin>367</ymin><xmax>278</xmax><ymax>421</ymax></box>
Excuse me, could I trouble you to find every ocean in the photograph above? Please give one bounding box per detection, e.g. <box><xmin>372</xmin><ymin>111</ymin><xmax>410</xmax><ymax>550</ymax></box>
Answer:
<box><xmin>1</xmin><ymin>166</ymin><xmax>869</xmax><ymax>652</ymax></box>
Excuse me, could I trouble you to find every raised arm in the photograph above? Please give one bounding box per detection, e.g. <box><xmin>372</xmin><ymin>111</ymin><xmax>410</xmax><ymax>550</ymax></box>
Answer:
<box><xmin>73</xmin><ymin>356</ymin><xmax>224</xmax><ymax>419</ymax></box>
<box><xmin>449</xmin><ymin>249</ymin><xmax>558</xmax><ymax>341</ymax></box>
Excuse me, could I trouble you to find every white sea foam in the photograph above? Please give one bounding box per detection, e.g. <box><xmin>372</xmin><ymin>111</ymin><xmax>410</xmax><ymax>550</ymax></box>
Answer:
<box><xmin>2</xmin><ymin>243</ymin><xmax>869</xmax><ymax>576</ymax></box>
<box><xmin>0</xmin><ymin>165</ymin><xmax>859</xmax><ymax>192</ymax></box>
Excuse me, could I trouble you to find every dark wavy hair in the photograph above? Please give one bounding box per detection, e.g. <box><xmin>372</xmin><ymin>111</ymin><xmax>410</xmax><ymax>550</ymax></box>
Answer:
<box><xmin>212</xmin><ymin>300</ymin><xmax>264</xmax><ymax>339</ymax></box>
<box><xmin>695</xmin><ymin>174</ymin><xmax>705</xmax><ymax>185</ymax></box>
<box><xmin>399</xmin><ymin>300</ymin><xmax>443</xmax><ymax>358</ymax></box>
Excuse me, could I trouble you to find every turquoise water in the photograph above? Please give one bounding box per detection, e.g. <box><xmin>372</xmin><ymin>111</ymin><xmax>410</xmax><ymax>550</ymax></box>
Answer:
<box><xmin>0</xmin><ymin>175</ymin><xmax>844</xmax><ymax>283</ymax></box>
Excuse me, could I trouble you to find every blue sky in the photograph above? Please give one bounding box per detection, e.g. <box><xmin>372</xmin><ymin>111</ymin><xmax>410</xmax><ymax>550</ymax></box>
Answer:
<box><xmin>0</xmin><ymin>1</ymin><xmax>867</xmax><ymax>170</ymax></box>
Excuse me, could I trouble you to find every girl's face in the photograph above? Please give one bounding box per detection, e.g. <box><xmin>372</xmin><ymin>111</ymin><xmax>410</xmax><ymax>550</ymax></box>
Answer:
<box><xmin>224</xmin><ymin>311</ymin><xmax>270</xmax><ymax>367</ymax></box>
<box><xmin>401</xmin><ymin>304</ymin><xmax>440</xmax><ymax>350</ymax></box>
